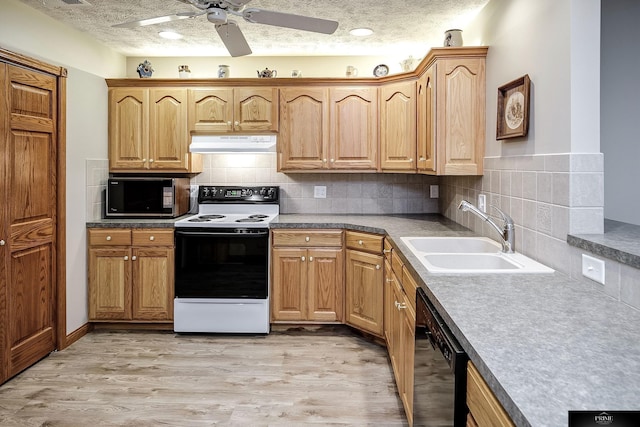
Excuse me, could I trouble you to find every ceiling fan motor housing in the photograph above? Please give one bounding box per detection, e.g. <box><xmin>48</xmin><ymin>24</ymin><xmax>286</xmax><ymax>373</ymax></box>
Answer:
<box><xmin>207</xmin><ymin>9</ymin><xmax>228</xmax><ymax>24</ymax></box>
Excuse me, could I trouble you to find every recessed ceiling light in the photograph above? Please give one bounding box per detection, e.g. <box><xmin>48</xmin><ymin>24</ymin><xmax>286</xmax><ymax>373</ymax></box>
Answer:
<box><xmin>158</xmin><ymin>31</ymin><xmax>183</xmax><ymax>40</ymax></box>
<box><xmin>349</xmin><ymin>28</ymin><xmax>373</xmax><ymax>37</ymax></box>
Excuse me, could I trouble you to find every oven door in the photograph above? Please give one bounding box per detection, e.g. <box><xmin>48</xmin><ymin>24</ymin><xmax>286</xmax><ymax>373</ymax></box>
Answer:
<box><xmin>175</xmin><ymin>228</ymin><xmax>269</xmax><ymax>299</ymax></box>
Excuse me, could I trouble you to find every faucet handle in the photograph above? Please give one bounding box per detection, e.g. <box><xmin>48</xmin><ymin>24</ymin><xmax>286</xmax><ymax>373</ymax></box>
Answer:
<box><xmin>491</xmin><ymin>205</ymin><xmax>514</xmax><ymax>228</ymax></box>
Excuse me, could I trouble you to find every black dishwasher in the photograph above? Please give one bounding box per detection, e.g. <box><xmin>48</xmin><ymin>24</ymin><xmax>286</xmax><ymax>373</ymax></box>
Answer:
<box><xmin>414</xmin><ymin>287</ymin><xmax>468</xmax><ymax>426</ymax></box>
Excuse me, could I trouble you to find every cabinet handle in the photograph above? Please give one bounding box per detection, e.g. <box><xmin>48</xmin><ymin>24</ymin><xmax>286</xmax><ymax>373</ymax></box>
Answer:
<box><xmin>234</xmin><ymin>121</ymin><xmax>239</xmax><ymax>127</ymax></box>
<box><xmin>419</xmin><ymin>157</ymin><xmax>426</xmax><ymax>161</ymax></box>
<box><xmin>376</xmin><ymin>264</ymin><xmax>381</xmax><ymax>270</ymax></box>
<box><xmin>358</xmin><ymin>240</ymin><xmax>363</xmax><ymax>245</ymax></box>
<box><xmin>397</xmin><ymin>302</ymin><xmax>407</xmax><ymax>310</ymax></box>
<box><xmin>106</xmin><ymin>236</ymin><xmax>112</xmax><ymax>241</ymax></box>
<box><xmin>149</xmin><ymin>159</ymin><xmax>154</xmax><ymax>163</ymax></box>
<box><xmin>227</xmin><ymin>121</ymin><xmax>232</xmax><ymax>126</ymax></box>
<box><xmin>124</xmin><ymin>256</ymin><xmax>129</xmax><ymax>261</ymax></box>
<box><xmin>330</xmin><ymin>158</ymin><xmax>335</xmax><ymax>162</ymax></box>
<box><xmin>309</xmin><ymin>256</ymin><xmax>313</xmax><ymax>262</ymax></box>
<box><xmin>0</xmin><ymin>240</ymin><xmax>5</xmax><ymax>246</ymax></box>
<box><xmin>132</xmin><ymin>256</ymin><xmax>137</xmax><ymax>261</ymax></box>
<box><xmin>149</xmin><ymin>236</ymin><xmax>155</xmax><ymax>241</ymax></box>
<box><xmin>386</xmin><ymin>278</ymin><xmax>394</xmax><ymax>283</ymax></box>
<box><xmin>305</xmin><ymin>236</ymin><xmax>310</xmax><ymax>242</ymax></box>
<box><xmin>409</xmin><ymin>158</ymin><xmax>413</xmax><ymax>162</ymax></box>
<box><xmin>142</xmin><ymin>158</ymin><xmax>147</xmax><ymax>162</ymax></box>
<box><xmin>323</xmin><ymin>159</ymin><xmax>327</xmax><ymax>163</ymax></box>
<box><xmin>301</xmin><ymin>256</ymin><xmax>306</xmax><ymax>262</ymax></box>
<box><xmin>383</xmin><ymin>249</ymin><xmax>392</xmax><ymax>254</ymax></box>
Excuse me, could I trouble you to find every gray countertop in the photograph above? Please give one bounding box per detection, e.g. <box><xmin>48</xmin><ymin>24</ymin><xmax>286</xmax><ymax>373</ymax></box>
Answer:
<box><xmin>274</xmin><ymin>214</ymin><xmax>640</xmax><ymax>427</ymax></box>
<box><xmin>569</xmin><ymin>219</ymin><xmax>640</xmax><ymax>269</ymax></box>
<box><xmin>88</xmin><ymin>214</ymin><xmax>640</xmax><ymax>426</ymax></box>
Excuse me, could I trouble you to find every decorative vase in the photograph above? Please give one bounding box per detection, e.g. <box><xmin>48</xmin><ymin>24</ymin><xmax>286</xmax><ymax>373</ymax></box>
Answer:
<box><xmin>444</xmin><ymin>29</ymin><xmax>463</xmax><ymax>47</ymax></box>
<box><xmin>178</xmin><ymin>65</ymin><xmax>191</xmax><ymax>79</ymax></box>
<box><xmin>136</xmin><ymin>60</ymin><xmax>154</xmax><ymax>78</ymax></box>
<box><xmin>218</xmin><ymin>65</ymin><xmax>230</xmax><ymax>78</ymax></box>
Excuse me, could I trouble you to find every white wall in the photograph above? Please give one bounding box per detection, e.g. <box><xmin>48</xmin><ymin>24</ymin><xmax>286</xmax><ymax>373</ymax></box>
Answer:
<box><xmin>1</xmin><ymin>0</ymin><xmax>121</xmax><ymax>335</ymax></box>
<box><xmin>601</xmin><ymin>0</ymin><xmax>640</xmax><ymax>226</ymax></box>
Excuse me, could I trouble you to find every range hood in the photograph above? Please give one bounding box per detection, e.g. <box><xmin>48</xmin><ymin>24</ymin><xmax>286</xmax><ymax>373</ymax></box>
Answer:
<box><xmin>189</xmin><ymin>134</ymin><xmax>276</xmax><ymax>153</ymax></box>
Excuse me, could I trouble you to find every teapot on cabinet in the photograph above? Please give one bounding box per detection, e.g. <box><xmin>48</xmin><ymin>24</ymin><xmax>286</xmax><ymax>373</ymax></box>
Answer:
<box><xmin>257</xmin><ymin>68</ymin><xmax>277</xmax><ymax>78</ymax></box>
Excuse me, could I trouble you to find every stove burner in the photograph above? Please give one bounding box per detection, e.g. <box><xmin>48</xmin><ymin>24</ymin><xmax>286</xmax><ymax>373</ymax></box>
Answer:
<box><xmin>248</xmin><ymin>214</ymin><xmax>268</xmax><ymax>219</ymax></box>
<box><xmin>200</xmin><ymin>214</ymin><xmax>226</xmax><ymax>220</ymax></box>
<box><xmin>236</xmin><ymin>218</ymin><xmax>264</xmax><ymax>223</ymax></box>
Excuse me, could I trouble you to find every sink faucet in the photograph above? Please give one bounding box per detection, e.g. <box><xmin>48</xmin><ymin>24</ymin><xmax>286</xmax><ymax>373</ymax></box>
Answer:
<box><xmin>457</xmin><ymin>200</ymin><xmax>515</xmax><ymax>253</ymax></box>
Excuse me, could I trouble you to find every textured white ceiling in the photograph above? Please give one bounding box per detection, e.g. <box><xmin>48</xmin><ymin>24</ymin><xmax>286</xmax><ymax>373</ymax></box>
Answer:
<box><xmin>17</xmin><ymin>0</ymin><xmax>489</xmax><ymax>57</ymax></box>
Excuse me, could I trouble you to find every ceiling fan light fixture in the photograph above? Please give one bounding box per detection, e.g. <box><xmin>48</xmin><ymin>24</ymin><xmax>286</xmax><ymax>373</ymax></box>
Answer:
<box><xmin>207</xmin><ymin>10</ymin><xmax>228</xmax><ymax>24</ymax></box>
<box><xmin>158</xmin><ymin>31</ymin><xmax>183</xmax><ymax>40</ymax></box>
<box><xmin>349</xmin><ymin>27</ymin><xmax>373</xmax><ymax>37</ymax></box>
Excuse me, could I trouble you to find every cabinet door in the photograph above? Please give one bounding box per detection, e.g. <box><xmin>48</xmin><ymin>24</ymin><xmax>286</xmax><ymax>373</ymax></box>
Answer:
<box><xmin>390</xmin><ymin>278</ymin><xmax>404</xmax><ymax>386</ymax></box>
<box><xmin>307</xmin><ymin>248</ymin><xmax>344</xmax><ymax>322</ymax></box>
<box><xmin>380</xmin><ymin>81</ymin><xmax>416</xmax><ymax>171</ymax></box>
<box><xmin>271</xmin><ymin>248</ymin><xmax>307</xmax><ymax>321</ymax></box>
<box><xmin>109</xmin><ymin>88</ymin><xmax>148</xmax><ymax>170</ymax></box>
<box><xmin>437</xmin><ymin>58</ymin><xmax>485</xmax><ymax>175</ymax></box>
<box><xmin>132</xmin><ymin>247</ymin><xmax>174</xmax><ymax>321</ymax></box>
<box><xmin>417</xmin><ymin>64</ymin><xmax>437</xmax><ymax>173</ymax></box>
<box><xmin>345</xmin><ymin>249</ymin><xmax>384</xmax><ymax>336</ymax></box>
<box><xmin>400</xmin><ymin>295</ymin><xmax>416</xmax><ymax>424</ymax></box>
<box><xmin>88</xmin><ymin>248</ymin><xmax>132</xmax><ymax>320</ymax></box>
<box><xmin>149</xmin><ymin>88</ymin><xmax>189</xmax><ymax>171</ymax></box>
<box><xmin>278</xmin><ymin>87</ymin><xmax>329</xmax><ymax>171</ymax></box>
<box><xmin>329</xmin><ymin>87</ymin><xmax>378</xmax><ymax>170</ymax></box>
<box><xmin>234</xmin><ymin>87</ymin><xmax>279</xmax><ymax>132</ymax></box>
<box><xmin>383</xmin><ymin>259</ymin><xmax>394</xmax><ymax>345</ymax></box>
<box><xmin>188</xmin><ymin>88</ymin><xmax>233</xmax><ymax>133</ymax></box>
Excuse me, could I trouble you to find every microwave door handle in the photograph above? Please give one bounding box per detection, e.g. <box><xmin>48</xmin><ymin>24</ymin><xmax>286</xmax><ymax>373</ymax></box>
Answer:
<box><xmin>175</xmin><ymin>230</ymin><xmax>269</xmax><ymax>237</ymax></box>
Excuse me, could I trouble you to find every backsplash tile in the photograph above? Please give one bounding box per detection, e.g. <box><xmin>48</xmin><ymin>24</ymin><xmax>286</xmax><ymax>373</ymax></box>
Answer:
<box><xmin>85</xmin><ymin>159</ymin><xmax>108</xmax><ymax>221</ymax></box>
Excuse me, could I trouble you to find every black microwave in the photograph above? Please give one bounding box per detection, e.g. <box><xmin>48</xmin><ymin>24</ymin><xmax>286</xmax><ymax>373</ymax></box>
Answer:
<box><xmin>106</xmin><ymin>177</ymin><xmax>190</xmax><ymax>218</ymax></box>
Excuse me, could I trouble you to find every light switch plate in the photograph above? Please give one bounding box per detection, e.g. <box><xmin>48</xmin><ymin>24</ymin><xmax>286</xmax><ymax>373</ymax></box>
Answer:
<box><xmin>429</xmin><ymin>185</ymin><xmax>439</xmax><ymax>198</ymax></box>
<box><xmin>478</xmin><ymin>194</ymin><xmax>487</xmax><ymax>213</ymax></box>
<box><xmin>582</xmin><ymin>254</ymin><xmax>605</xmax><ymax>284</ymax></box>
<box><xmin>314</xmin><ymin>186</ymin><xmax>327</xmax><ymax>198</ymax></box>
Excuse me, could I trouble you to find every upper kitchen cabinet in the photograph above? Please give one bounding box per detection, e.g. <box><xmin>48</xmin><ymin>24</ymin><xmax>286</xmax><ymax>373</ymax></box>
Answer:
<box><xmin>109</xmin><ymin>87</ymin><xmax>201</xmax><ymax>173</ymax></box>
<box><xmin>417</xmin><ymin>48</ymin><xmax>487</xmax><ymax>175</ymax></box>
<box><xmin>188</xmin><ymin>87</ymin><xmax>278</xmax><ymax>133</ymax></box>
<box><xmin>380</xmin><ymin>81</ymin><xmax>417</xmax><ymax>171</ymax></box>
<box><xmin>278</xmin><ymin>87</ymin><xmax>330</xmax><ymax>171</ymax></box>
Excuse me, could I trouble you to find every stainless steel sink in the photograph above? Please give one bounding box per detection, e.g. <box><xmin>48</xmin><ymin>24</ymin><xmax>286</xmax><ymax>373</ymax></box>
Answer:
<box><xmin>400</xmin><ymin>236</ymin><xmax>554</xmax><ymax>274</ymax></box>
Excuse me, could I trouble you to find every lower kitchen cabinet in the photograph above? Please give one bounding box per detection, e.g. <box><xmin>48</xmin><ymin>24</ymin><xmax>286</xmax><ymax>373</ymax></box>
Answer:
<box><xmin>345</xmin><ymin>231</ymin><xmax>384</xmax><ymax>337</ymax></box>
<box><xmin>467</xmin><ymin>361</ymin><xmax>515</xmax><ymax>427</ymax></box>
<box><xmin>88</xmin><ymin>228</ymin><xmax>174</xmax><ymax>322</ymax></box>
<box><xmin>271</xmin><ymin>230</ymin><xmax>344</xmax><ymax>322</ymax></box>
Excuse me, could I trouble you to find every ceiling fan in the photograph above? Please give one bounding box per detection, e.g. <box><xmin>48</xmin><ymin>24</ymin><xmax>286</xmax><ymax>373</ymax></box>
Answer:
<box><xmin>112</xmin><ymin>0</ymin><xmax>340</xmax><ymax>57</ymax></box>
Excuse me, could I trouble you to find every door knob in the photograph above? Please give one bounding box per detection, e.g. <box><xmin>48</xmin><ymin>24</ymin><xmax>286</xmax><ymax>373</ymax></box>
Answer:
<box><xmin>0</xmin><ymin>240</ymin><xmax>5</xmax><ymax>246</ymax></box>
<box><xmin>132</xmin><ymin>256</ymin><xmax>137</xmax><ymax>261</ymax></box>
<box><xmin>309</xmin><ymin>256</ymin><xmax>313</xmax><ymax>262</ymax></box>
<box><xmin>124</xmin><ymin>256</ymin><xmax>129</xmax><ymax>261</ymax></box>
<box><xmin>106</xmin><ymin>236</ymin><xmax>112</xmax><ymax>241</ymax></box>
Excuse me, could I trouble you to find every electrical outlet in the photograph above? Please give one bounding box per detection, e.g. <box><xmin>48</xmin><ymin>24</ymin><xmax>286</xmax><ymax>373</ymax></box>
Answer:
<box><xmin>429</xmin><ymin>185</ymin><xmax>439</xmax><ymax>198</ymax></box>
<box><xmin>478</xmin><ymin>194</ymin><xmax>487</xmax><ymax>213</ymax></box>
<box><xmin>314</xmin><ymin>186</ymin><xmax>327</xmax><ymax>198</ymax></box>
<box><xmin>582</xmin><ymin>254</ymin><xmax>605</xmax><ymax>284</ymax></box>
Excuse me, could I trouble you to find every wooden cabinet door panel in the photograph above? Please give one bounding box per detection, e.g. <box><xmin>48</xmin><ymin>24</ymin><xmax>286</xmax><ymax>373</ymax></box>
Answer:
<box><xmin>278</xmin><ymin>88</ymin><xmax>328</xmax><ymax>171</ymax></box>
<box><xmin>188</xmin><ymin>88</ymin><xmax>233</xmax><ymax>133</ymax></box>
<box><xmin>234</xmin><ymin>87</ymin><xmax>278</xmax><ymax>132</ymax></box>
<box><xmin>307</xmin><ymin>248</ymin><xmax>343</xmax><ymax>322</ymax></box>
<box><xmin>380</xmin><ymin>81</ymin><xmax>416</xmax><ymax>171</ymax></box>
<box><xmin>345</xmin><ymin>249</ymin><xmax>384</xmax><ymax>336</ymax></box>
<box><xmin>417</xmin><ymin>64</ymin><xmax>436</xmax><ymax>173</ymax></box>
<box><xmin>109</xmin><ymin>88</ymin><xmax>148</xmax><ymax>170</ymax></box>
<box><xmin>329</xmin><ymin>87</ymin><xmax>378</xmax><ymax>170</ymax></box>
<box><xmin>400</xmin><ymin>294</ymin><xmax>416</xmax><ymax>423</ymax></box>
<box><xmin>132</xmin><ymin>248</ymin><xmax>174</xmax><ymax>321</ymax></box>
<box><xmin>149</xmin><ymin>89</ymin><xmax>188</xmax><ymax>171</ymax></box>
<box><xmin>271</xmin><ymin>248</ymin><xmax>307</xmax><ymax>321</ymax></box>
<box><xmin>88</xmin><ymin>248</ymin><xmax>131</xmax><ymax>320</ymax></box>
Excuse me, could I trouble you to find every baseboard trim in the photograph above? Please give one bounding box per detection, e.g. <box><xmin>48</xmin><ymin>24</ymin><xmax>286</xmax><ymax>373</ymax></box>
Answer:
<box><xmin>62</xmin><ymin>323</ymin><xmax>93</xmax><ymax>349</ymax></box>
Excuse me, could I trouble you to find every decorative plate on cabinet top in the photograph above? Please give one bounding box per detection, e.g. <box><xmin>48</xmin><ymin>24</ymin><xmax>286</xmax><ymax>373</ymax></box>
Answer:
<box><xmin>373</xmin><ymin>64</ymin><xmax>389</xmax><ymax>77</ymax></box>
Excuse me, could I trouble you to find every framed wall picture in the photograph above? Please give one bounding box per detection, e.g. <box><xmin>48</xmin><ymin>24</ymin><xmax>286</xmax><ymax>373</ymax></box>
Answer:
<box><xmin>496</xmin><ymin>74</ymin><xmax>530</xmax><ymax>140</ymax></box>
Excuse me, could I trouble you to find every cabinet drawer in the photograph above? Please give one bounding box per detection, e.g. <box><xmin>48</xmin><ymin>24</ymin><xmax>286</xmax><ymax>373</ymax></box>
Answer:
<box><xmin>272</xmin><ymin>230</ymin><xmax>342</xmax><ymax>247</ymax></box>
<box><xmin>467</xmin><ymin>361</ymin><xmax>515</xmax><ymax>427</ymax></box>
<box><xmin>401</xmin><ymin>269</ymin><xmax>418</xmax><ymax>311</ymax></box>
<box><xmin>88</xmin><ymin>229</ymin><xmax>131</xmax><ymax>246</ymax></box>
<box><xmin>132</xmin><ymin>229</ymin><xmax>174</xmax><ymax>246</ymax></box>
<box><xmin>391</xmin><ymin>251</ymin><xmax>404</xmax><ymax>279</ymax></box>
<box><xmin>346</xmin><ymin>231</ymin><xmax>383</xmax><ymax>253</ymax></box>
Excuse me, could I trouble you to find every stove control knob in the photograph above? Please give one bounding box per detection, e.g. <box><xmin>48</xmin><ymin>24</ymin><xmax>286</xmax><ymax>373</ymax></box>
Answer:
<box><xmin>246</xmin><ymin>189</ymin><xmax>253</xmax><ymax>196</ymax></box>
<box><xmin>260</xmin><ymin>187</ymin><xmax>267</xmax><ymax>196</ymax></box>
<box><xmin>266</xmin><ymin>187</ymin><xmax>276</xmax><ymax>198</ymax></box>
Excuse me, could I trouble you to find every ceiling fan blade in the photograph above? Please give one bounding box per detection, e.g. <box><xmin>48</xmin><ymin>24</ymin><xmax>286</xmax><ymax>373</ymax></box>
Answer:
<box><xmin>215</xmin><ymin>21</ymin><xmax>252</xmax><ymax>57</ymax></box>
<box><xmin>242</xmin><ymin>8</ymin><xmax>339</xmax><ymax>34</ymax></box>
<box><xmin>112</xmin><ymin>12</ymin><xmax>197</xmax><ymax>28</ymax></box>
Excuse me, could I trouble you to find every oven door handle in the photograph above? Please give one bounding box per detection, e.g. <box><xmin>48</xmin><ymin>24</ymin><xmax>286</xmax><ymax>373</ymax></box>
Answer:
<box><xmin>175</xmin><ymin>230</ymin><xmax>269</xmax><ymax>237</ymax></box>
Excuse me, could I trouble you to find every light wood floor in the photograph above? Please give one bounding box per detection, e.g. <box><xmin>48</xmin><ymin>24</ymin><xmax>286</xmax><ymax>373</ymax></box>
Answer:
<box><xmin>0</xmin><ymin>326</ymin><xmax>407</xmax><ymax>426</ymax></box>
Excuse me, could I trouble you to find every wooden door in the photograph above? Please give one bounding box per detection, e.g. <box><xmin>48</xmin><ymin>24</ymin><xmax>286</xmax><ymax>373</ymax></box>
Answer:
<box><xmin>380</xmin><ymin>81</ymin><xmax>417</xmax><ymax>171</ymax></box>
<box><xmin>345</xmin><ymin>249</ymin><xmax>384</xmax><ymax>337</ymax></box>
<box><xmin>132</xmin><ymin>247</ymin><xmax>174</xmax><ymax>321</ymax></box>
<box><xmin>437</xmin><ymin>58</ymin><xmax>485</xmax><ymax>175</ymax></box>
<box><xmin>188</xmin><ymin>88</ymin><xmax>233</xmax><ymax>133</ymax></box>
<box><xmin>88</xmin><ymin>248</ymin><xmax>131</xmax><ymax>320</ymax></box>
<box><xmin>109</xmin><ymin>87</ymin><xmax>148</xmax><ymax>170</ymax></box>
<box><xmin>417</xmin><ymin>64</ymin><xmax>437</xmax><ymax>173</ymax></box>
<box><xmin>234</xmin><ymin>88</ymin><xmax>279</xmax><ymax>132</ymax></box>
<box><xmin>149</xmin><ymin>89</ymin><xmax>188</xmax><ymax>171</ymax></box>
<box><xmin>271</xmin><ymin>248</ymin><xmax>307</xmax><ymax>321</ymax></box>
<box><xmin>307</xmin><ymin>248</ymin><xmax>343</xmax><ymax>322</ymax></box>
<box><xmin>0</xmin><ymin>64</ymin><xmax>58</xmax><ymax>380</ymax></box>
<box><xmin>278</xmin><ymin>87</ymin><xmax>329</xmax><ymax>171</ymax></box>
<box><xmin>329</xmin><ymin>87</ymin><xmax>378</xmax><ymax>170</ymax></box>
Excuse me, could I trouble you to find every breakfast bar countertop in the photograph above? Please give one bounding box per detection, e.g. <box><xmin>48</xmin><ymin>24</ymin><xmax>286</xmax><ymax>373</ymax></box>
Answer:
<box><xmin>273</xmin><ymin>213</ymin><xmax>640</xmax><ymax>427</ymax></box>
